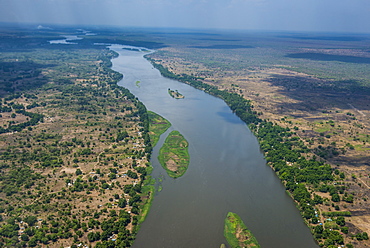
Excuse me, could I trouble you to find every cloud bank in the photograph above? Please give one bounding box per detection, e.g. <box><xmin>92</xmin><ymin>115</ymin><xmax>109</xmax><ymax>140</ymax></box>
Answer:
<box><xmin>0</xmin><ymin>0</ymin><xmax>369</xmax><ymax>33</ymax></box>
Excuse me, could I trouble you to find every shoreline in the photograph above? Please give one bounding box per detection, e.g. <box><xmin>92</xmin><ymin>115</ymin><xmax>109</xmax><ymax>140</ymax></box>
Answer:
<box><xmin>109</xmin><ymin>44</ymin><xmax>318</xmax><ymax>246</ymax></box>
<box><xmin>144</xmin><ymin>56</ymin><xmax>354</xmax><ymax>247</ymax></box>
<box><xmin>157</xmin><ymin>130</ymin><xmax>190</xmax><ymax>178</ymax></box>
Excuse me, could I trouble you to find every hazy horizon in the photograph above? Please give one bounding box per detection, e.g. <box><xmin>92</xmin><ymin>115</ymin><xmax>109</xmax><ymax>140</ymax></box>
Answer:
<box><xmin>1</xmin><ymin>0</ymin><xmax>369</xmax><ymax>34</ymax></box>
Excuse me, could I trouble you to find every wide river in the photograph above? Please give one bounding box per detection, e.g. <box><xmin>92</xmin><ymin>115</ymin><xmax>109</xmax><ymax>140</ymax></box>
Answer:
<box><xmin>110</xmin><ymin>45</ymin><xmax>318</xmax><ymax>248</ymax></box>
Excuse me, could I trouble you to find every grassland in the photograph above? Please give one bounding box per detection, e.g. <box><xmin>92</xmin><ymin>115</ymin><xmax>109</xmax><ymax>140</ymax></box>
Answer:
<box><xmin>136</xmin><ymin>170</ymin><xmax>155</xmax><ymax>227</ymax></box>
<box><xmin>147</xmin><ymin>111</ymin><xmax>171</xmax><ymax>147</ymax></box>
<box><xmin>158</xmin><ymin>130</ymin><xmax>189</xmax><ymax>178</ymax></box>
<box><xmin>224</xmin><ymin>212</ymin><xmax>260</xmax><ymax>248</ymax></box>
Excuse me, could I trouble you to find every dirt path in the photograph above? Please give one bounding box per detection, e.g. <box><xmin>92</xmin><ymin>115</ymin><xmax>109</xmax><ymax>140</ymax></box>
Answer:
<box><xmin>357</xmin><ymin>177</ymin><xmax>370</xmax><ymax>190</ymax></box>
<box><xmin>348</xmin><ymin>103</ymin><xmax>366</xmax><ymax>116</ymax></box>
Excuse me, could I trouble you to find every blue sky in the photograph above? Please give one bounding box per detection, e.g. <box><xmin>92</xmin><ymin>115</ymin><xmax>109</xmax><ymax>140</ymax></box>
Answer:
<box><xmin>1</xmin><ymin>0</ymin><xmax>370</xmax><ymax>33</ymax></box>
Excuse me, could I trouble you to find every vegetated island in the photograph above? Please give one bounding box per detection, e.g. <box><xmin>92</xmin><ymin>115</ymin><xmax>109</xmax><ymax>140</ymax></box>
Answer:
<box><xmin>224</xmin><ymin>212</ymin><xmax>261</xmax><ymax>248</ymax></box>
<box><xmin>135</xmin><ymin>80</ymin><xmax>141</xmax><ymax>88</ymax></box>
<box><xmin>148</xmin><ymin>111</ymin><xmax>171</xmax><ymax>147</ymax></box>
<box><xmin>158</xmin><ymin>130</ymin><xmax>190</xmax><ymax>178</ymax></box>
<box><xmin>168</xmin><ymin>88</ymin><xmax>185</xmax><ymax>99</ymax></box>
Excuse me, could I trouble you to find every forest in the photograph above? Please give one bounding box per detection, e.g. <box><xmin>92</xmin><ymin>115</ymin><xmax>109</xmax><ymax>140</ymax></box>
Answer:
<box><xmin>0</xmin><ymin>27</ymin><xmax>155</xmax><ymax>248</ymax></box>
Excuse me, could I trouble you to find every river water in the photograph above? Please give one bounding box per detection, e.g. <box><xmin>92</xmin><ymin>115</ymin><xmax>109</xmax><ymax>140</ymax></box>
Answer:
<box><xmin>110</xmin><ymin>45</ymin><xmax>317</xmax><ymax>248</ymax></box>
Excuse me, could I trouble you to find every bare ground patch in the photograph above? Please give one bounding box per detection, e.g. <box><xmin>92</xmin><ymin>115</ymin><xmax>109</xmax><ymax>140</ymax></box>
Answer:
<box><xmin>166</xmin><ymin>157</ymin><xmax>179</xmax><ymax>172</ymax></box>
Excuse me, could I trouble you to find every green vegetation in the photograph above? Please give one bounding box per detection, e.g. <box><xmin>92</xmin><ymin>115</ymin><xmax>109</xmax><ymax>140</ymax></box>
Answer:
<box><xmin>2</xmin><ymin>25</ymin><xmax>369</xmax><ymax>248</ymax></box>
<box><xmin>148</xmin><ymin>111</ymin><xmax>171</xmax><ymax>147</ymax></box>
<box><xmin>147</xmin><ymin>57</ymin><xmax>259</xmax><ymax>125</ymax></box>
<box><xmin>137</xmin><ymin>181</ymin><xmax>154</xmax><ymax>226</ymax></box>
<box><xmin>322</xmin><ymin>211</ymin><xmax>351</xmax><ymax>217</ymax></box>
<box><xmin>158</xmin><ymin>130</ymin><xmax>189</xmax><ymax>178</ymax></box>
<box><xmin>135</xmin><ymin>80</ymin><xmax>141</xmax><ymax>88</ymax></box>
<box><xmin>147</xmin><ymin>58</ymin><xmax>364</xmax><ymax>247</ymax></box>
<box><xmin>0</xmin><ymin>26</ymin><xmax>156</xmax><ymax>248</ymax></box>
<box><xmin>136</xmin><ymin>166</ymin><xmax>155</xmax><ymax>227</ymax></box>
<box><xmin>168</xmin><ymin>88</ymin><xmax>184</xmax><ymax>99</ymax></box>
<box><xmin>224</xmin><ymin>212</ymin><xmax>260</xmax><ymax>248</ymax></box>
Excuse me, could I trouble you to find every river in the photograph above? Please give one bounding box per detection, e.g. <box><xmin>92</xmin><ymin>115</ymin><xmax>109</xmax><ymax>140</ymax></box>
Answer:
<box><xmin>110</xmin><ymin>44</ymin><xmax>318</xmax><ymax>248</ymax></box>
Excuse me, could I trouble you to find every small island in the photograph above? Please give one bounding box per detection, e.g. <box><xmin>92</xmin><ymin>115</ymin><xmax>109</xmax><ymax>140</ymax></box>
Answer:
<box><xmin>224</xmin><ymin>212</ymin><xmax>261</xmax><ymax>248</ymax></box>
<box><xmin>158</xmin><ymin>130</ymin><xmax>189</xmax><ymax>178</ymax></box>
<box><xmin>168</xmin><ymin>88</ymin><xmax>185</xmax><ymax>99</ymax></box>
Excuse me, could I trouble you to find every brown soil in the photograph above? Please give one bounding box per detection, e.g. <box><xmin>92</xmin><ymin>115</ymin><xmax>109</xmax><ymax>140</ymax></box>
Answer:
<box><xmin>166</xmin><ymin>158</ymin><xmax>179</xmax><ymax>172</ymax></box>
<box><xmin>235</xmin><ymin>225</ymin><xmax>249</xmax><ymax>244</ymax></box>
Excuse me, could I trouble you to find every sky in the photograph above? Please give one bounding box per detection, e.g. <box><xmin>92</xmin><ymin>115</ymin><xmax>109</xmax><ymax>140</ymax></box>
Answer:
<box><xmin>1</xmin><ymin>0</ymin><xmax>370</xmax><ymax>33</ymax></box>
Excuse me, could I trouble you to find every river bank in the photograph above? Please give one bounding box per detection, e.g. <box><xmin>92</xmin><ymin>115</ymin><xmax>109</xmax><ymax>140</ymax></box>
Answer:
<box><xmin>144</xmin><ymin>55</ymin><xmax>357</xmax><ymax>247</ymax></box>
<box><xmin>224</xmin><ymin>212</ymin><xmax>260</xmax><ymax>248</ymax></box>
<box><xmin>111</xmin><ymin>45</ymin><xmax>318</xmax><ymax>248</ymax></box>
<box><xmin>0</xmin><ymin>41</ymin><xmax>154</xmax><ymax>247</ymax></box>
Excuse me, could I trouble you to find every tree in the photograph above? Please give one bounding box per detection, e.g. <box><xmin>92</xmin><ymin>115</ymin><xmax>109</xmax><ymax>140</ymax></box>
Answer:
<box><xmin>24</xmin><ymin>227</ymin><xmax>35</xmax><ymax>236</ymax></box>
<box><xmin>292</xmin><ymin>184</ymin><xmax>310</xmax><ymax>202</ymax></box>
<box><xmin>341</xmin><ymin>226</ymin><xmax>349</xmax><ymax>234</ymax></box>
<box><xmin>356</xmin><ymin>232</ymin><xmax>369</xmax><ymax>241</ymax></box>
<box><xmin>109</xmin><ymin>210</ymin><xmax>117</xmax><ymax>217</ymax></box>
<box><xmin>363</xmin><ymin>232</ymin><xmax>369</xmax><ymax>240</ymax></box>
<box><xmin>116</xmin><ymin>131</ymin><xmax>128</xmax><ymax>142</ymax></box>
<box><xmin>344</xmin><ymin>194</ymin><xmax>354</xmax><ymax>203</ymax></box>
<box><xmin>20</xmin><ymin>234</ymin><xmax>29</xmax><ymax>241</ymax></box>
<box><xmin>118</xmin><ymin>198</ymin><xmax>126</xmax><ymax>208</ymax></box>
<box><xmin>28</xmin><ymin>237</ymin><xmax>37</xmax><ymax>247</ymax></box>
<box><xmin>331</xmin><ymin>194</ymin><xmax>340</xmax><ymax>202</ymax></box>
<box><xmin>336</xmin><ymin>216</ymin><xmax>345</xmax><ymax>226</ymax></box>
<box><xmin>88</xmin><ymin>232</ymin><xmax>101</xmax><ymax>242</ymax></box>
<box><xmin>126</xmin><ymin>170</ymin><xmax>138</xmax><ymax>179</ymax></box>
<box><xmin>313</xmin><ymin>194</ymin><xmax>323</xmax><ymax>205</ymax></box>
<box><xmin>24</xmin><ymin>216</ymin><xmax>38</xmax><ymax>226</ymax></box>
<box><xmin>314</xmin><ymin>225</ymin><xmax>323</xmax><ymax>234</ymax></box>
